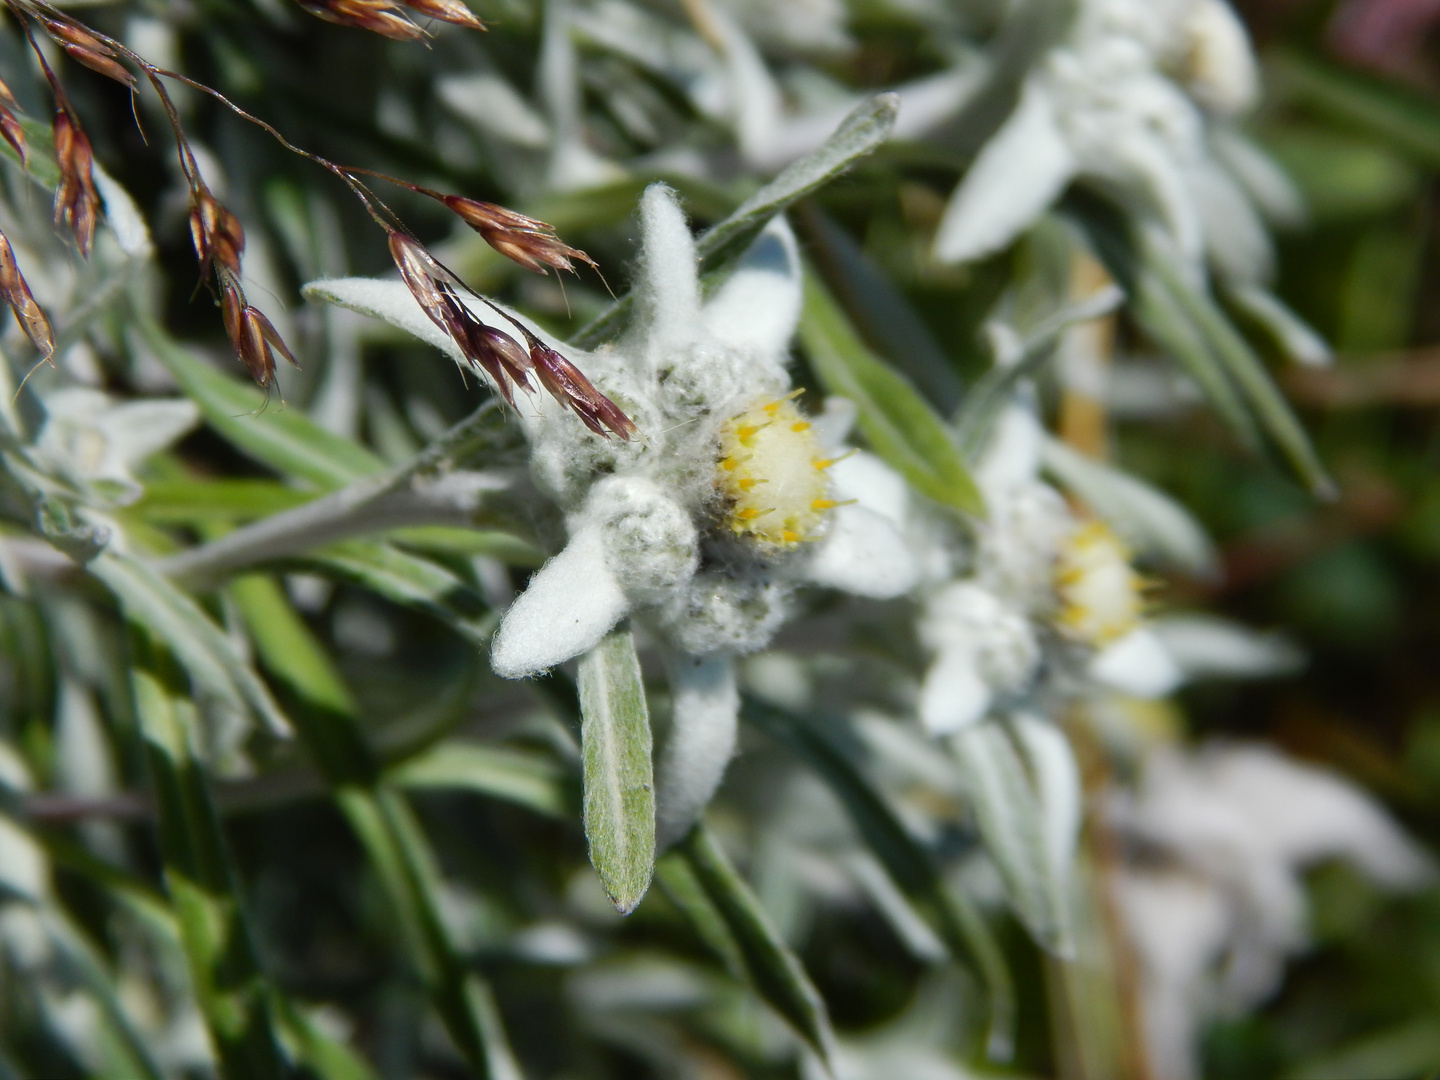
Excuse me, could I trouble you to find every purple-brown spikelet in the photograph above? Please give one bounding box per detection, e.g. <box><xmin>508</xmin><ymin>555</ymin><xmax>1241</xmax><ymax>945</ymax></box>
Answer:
<box><xmin>387</xmin><ymin>228</ymin><xmax>634</xmax><ymax>437</ymax></box>
<box><xmin>0</xmin><ymin>230</ymin><xmax>55</xmax><ymax>359</ymax></box>
<box><xmin>438</xmin><ymin>195</ymin><xmax>597</xmax><ymax>275</ymax></box>
<box><xmin>296</xmin><ymin>0</ymin><xmax>427</xmax><ymax>40</ymax></box>
<box><xmin>51</xmin><ymin>108</ymin><xmax>100</xmax><ymax>257</ymax></box>
<box><xmin>39</xmin><ymin>17</ymin><xmax>136</xmax><ymax>88</ymax></box>
<box><xmin>0</xmin><ymin>106</ymin><xmax>26</xmax><ymax>166</ymax></box>
<box><xmin>401</xmin><ymin>0</ymin><xmax>486</xmax><ymax>29</ymax></box>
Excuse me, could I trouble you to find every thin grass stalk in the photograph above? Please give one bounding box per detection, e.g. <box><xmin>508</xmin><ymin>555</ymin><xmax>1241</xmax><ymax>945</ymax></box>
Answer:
<box><xmin>128</xmin><ymin>637</ymin><xmax>289</xmax><ymax>1080</ymax></box>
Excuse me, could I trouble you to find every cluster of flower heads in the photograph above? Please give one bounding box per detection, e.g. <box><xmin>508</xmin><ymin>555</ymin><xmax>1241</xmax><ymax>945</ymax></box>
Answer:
<box><xmin>0</xmin><ymin>0</ymin><xmax>629</xmax><ymax>432</ymax></box>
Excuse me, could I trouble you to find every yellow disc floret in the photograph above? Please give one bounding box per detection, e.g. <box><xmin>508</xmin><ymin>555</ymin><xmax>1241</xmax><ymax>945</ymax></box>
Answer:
<box><xmin>716</xmin><ymin>393</ymin><xmax>838</xmax><ymax>547</ymax></box>
<box><xmin>1053</xmin><ymin>520</ymin><xmax>1146</xmax><ymax>646</ymax></box>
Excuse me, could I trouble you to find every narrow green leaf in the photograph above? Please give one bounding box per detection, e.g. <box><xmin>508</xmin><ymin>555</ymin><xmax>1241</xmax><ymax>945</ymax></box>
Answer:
<box><xmin>578</xmin><ymin>629</ymin><xmax>655</xmax><ymax>914</ymax></box>
<box><xmin>573</xmin><ymin>94</ymin><xmax>899</xmax><ymax>348</ymax></box>
<box><xmin>132</xmin><ymin>479</ymin><xmax>314</xmax><ymax>524</ymax></box>
<box><xmin>742</xmin><ymin>698</ymin><xmax>1016</xmax><ymax>1060</ymax></box>
<box><xmin>129</xmin><ymin>650</ymin><xmax>289</xmax><ymax>1080</ymax></box>
<box><xmin>952</xmin><ymin>285</ymin><xmax>1123</xmax><ymax>461</ymax></box>
<box><xmin>228</xmin><ymin>574</ymin><xmax>522</xmax><ymax>1079</ymax></box>
<box><xmin>1272</xmin><ymin>49</ymin><xmax>1440</xmax><ymax>167</ymax></box>
<box><xmin>698</xmin><ymin>94</ymin><xmax>899</xmax><ymax>267</ymax></box>
<box><xmin>90</xmin><ymin>551</ymin><xmax>291</xmax><ymax>736</ymax></box>
<box><xmin>299</xmin><ymin>540</ymin><xmax>495</xmax><ymax>649</ymax></box>
<box><xmin>949</xmin><ymin>719</ymin><xmax>1074</xmax><ymax>956</ymax></box>
<box><xmin>390</xmin><ymin>741</ymin><xmax>572</xmax><ymax>819</ymax></box>
<box><xmin>275</xmin><ymin>1000</ymin><xmax>383</xmax><ymax>1080</ymax></box>
<box><xmin>800</xmin><ymin>270</ymin><xmax>986</xmax><ymax>516</ymax></box>
<box><xmin>671</xmin><ymin>824</ymin><xmax>837</xmax><ymax>1068</ymax></box>
<box><xmin>134</xmin><ymin>315</ymin><xmax>385</xmax><ymax>490</ymax></box>
<box><xmin>1146</xmin><ymin>245</ymin><xmax>1335</xmax><ymax>497</ymax></box>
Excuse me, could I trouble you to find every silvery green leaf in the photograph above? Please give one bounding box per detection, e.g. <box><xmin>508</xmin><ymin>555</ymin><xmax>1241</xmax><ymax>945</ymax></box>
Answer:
<box><xmin>934</xmin><ymin>80</ymin><xmax>1078</xmax><ymax>264</ymax></box>
<box><xmin>90</xmin><ymin>552</ymin><xmax>291</xmax><ymax>737</ymax></box>
<box><xmin>573</xmin><ymin>93</ymin><xmax>899</xmax><ymax>347</ymax></box>
<box><xmin>92</xmin><ymin>165</ymin><xmax>153</xmax><ymax>259</ymax></box>
<box><xmin>801</xmin><ymin>272</ymin><xmax>985</xmax><ymax>517</ymax></box>
<box><xmin>953</xmin><ymin>284</ymin><xmax>1124</xmax><ymax>460</ymax></box>
<box><xmin>1040</xmin><ymin>438</ymin><xmax>1218</xmax><ymax>576</ymax></box>
<box><xmin>671</xmin><ymin>825</ymin><xmax>838</xmax><ymax>1069</ymax></box>
<box><xmin>1227</xmin><ymin>283</ymin><xmax>1333</xmax><ymax>367</ymax></box>
<box><xmin>136</xmin><ymin>318</ymin><xmax>384</xmax><ymax>491</ymax></box>
<box><xmin>299</xmin><ymin>540</ymin><xmax>494</xmax><ymax>650</ymax></box>
<box><xmin>698</xmin><ymin>92</ymin><xmax>898</xmax><ymax>267</ymax></box>
<box><xmin>743</xmin><ymin>699</ymin><xmax>1016</xmax><ymax>1060</ymax></box>
<box><xmin>578</xmin><ymin>629</ymin><xmax>656</xmax><ymax>915</ymax></box>
<box><xmin>390</xmin><ymin>742</ymin><xmax>571</xmax><ymax>819</ymax></box>
<box><xmin>950</xmin><ymin>718</ymin><xmax>1075</xmax><ymax>955</ymax></box>
<box><xmin>303</xmin><ymin>278</ymin><xmax>461</xmax><ymax>364</ymax></box>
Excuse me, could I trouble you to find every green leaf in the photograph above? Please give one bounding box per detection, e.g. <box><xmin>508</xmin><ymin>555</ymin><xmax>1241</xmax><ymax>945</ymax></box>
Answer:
<box><xmin>134</xmin><ymin>315</ymin><xmax>385</xmax><ymax>490</ymax></box>
<box><xmin>573</xmin><ymin>94</ymin><xmax>900</xmax><ymax>348</ymax></box>
<box><xmin>1272</xmin><ymin>49</ymin><xmax>1440</xmax><ymax>167</ymax></box>
<box><xmin>1065</xmin><ymin>197</ymin><xmax>1333</xmax><ymax>496</ymax></box>
<box><xmin>952</xmin><ymin>285</ymin><xmax>1123</xmax><ymax>461</ymax></box>
<box><xmin>578</xmin><ymin>629</ymin><xmax>656</xmax><ymax>914</ymax></box>
<box><xmin>949</xmin><ymin>717</ymin><xmax>1078</xmax><ymax>956</ymax></box>
<box><xmin>129</xmin><ymin>649</ymin><xmax>289</xmax><ymax>1080</ymax></box>
<box><xmin>299</xmin><ymin>540</ymin><xmax>495</xmax><ymax>649</ymax></box>
<box><xmin>90</xmin><ymin>551</ymin><xmax>291</xmax><ymax>737</ymax></box>
<box><xmin>800</xmin><ymin>270</ymin><xmax>986</xmax><ymax>516</ymax></box>
<box><xmin>742</xmin><ymin>698</ymin><xmax>1016</xmax><ymax>1060</ymax></box>
<box><xmin>1144</xmin><ymin>240</ymin><xmax>1335</xmax><ymax>498</ymax></box>
<box><xmin>669</xmin><ymin>825</ymin><xmax>837</xmax><ymax>1068</ymax></box>
<box><xmin>390</xmin><ymin>740</ymin><xmax>572</xmax><ymax>819</ymax></box>
<box><xmin>227</xmin><ymin>574</ymin><xmax>523</xmax><ymax>1080</ymax></box>
<box><xmin>698</xmin><ymin>94</ymin><xmax>899</xmax><ymax>268</ymax></box>
<box><xmin>132</xmin><ymin>479</ymin><xmax>315</xmax><ymax>524</ymax></box>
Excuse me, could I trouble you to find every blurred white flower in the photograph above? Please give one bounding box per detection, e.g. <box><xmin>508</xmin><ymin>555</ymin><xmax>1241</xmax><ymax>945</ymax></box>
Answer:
<box><xmin>932</xmin><ymin>0</ymin><xmax>1280</xmax><ymax>284</ymax></box>
<box><xmin>32</xmin><ymin>387</ymin><xmax>199</xmax><ymax>509</ymax></box>
<box><xmin>1111</xmin><ymin>742</ymin><xmax>1435</xmax><ymax>1080</ymax></box>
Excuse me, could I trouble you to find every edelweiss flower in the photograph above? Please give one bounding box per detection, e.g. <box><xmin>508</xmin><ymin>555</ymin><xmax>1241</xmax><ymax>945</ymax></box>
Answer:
<box><xmin>1110</xmin><ymin>742</ymin><xmax>1435</xmax><ymax>1080</ymax></box>
<box><xmin>917</xmin><ymin>404</ymin><xmax>1177</xmax><ymax>735</ymax></box>
<box><xmin>309</xmin><ymin>183</ymin><xmax>918</xmax><ymax>843</ymax></box>
<box><xmin>933</xmin><ymin>0</ymin><xmax>1280</xmax><ymax>282</ymax></box>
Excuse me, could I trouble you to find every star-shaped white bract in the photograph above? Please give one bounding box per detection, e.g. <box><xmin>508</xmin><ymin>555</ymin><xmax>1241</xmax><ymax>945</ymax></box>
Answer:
<box><xmin>932</xmin><ymin>0</ymin><xmax>1272</xmax><ymax>279</ymax></box>
<box><xmin>309</xmin><ymin>183</ymin><xmax>919</xmax><ymax>844</ymax></box>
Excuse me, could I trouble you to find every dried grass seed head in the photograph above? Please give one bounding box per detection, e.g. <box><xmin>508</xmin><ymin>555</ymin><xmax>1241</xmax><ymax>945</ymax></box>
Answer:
<box><xmin>297</xmin><ymin>0</ymin><xmax>427</xmax><ymax>40</ymax></box>
<box><xmin>440</xmin><ymin>196</ymin><xmax>596</xmax><ymax>275</ymax></box>
<box><xmin>0</xmin><ymin>231</ymin><xmax>55</xmax><ymax>359</ymax></box>
<box><xmin>51</xmin><ymin>108</ymin><xmax>100</xmax><ymax>257</ymax></box>
<box><xmin>401</xmin><ymin>0</ymin><xmax>486</xmax><ymax>30</ymax></box>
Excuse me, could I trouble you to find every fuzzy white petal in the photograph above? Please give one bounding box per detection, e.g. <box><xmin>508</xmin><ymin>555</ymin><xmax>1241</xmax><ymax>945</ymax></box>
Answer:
<box><xmin>1090</xmin><ymin>627</ymin><xmax>1185</xmax><ymax>698</ymax></box>
<box><xmin>701</xmin><ymin>214</ymin><xmax>802</xmax><ymax>359</ymax></box>
<box><xmin>490</xmin><ymin>527</ymin><xmax>629</xmax><ymax>678</ymax></box>
<box><xmin>1042</xmin><ymin>437</ymin><xmax>1218</xmax><ymax>576</ymax></box>
<box><xmin>635</xmin><ymin>184</ymin><xmax>702</xmax><ymax>358</ymax></box>
<box><xmin>919</xmin><ymin>646</ymin><xmax>991</xmax><ymax>735</ymax></box>
<box><xmin>1150</xmin><ymin>614</ymin><xmax>1304</xmax><ymax>681</ymax></box>
<box><xmin>303</xmin><ymin>277</ymin><xmax>461</xmax><ymax>361</ymax></box>
<box><xmin>933</xmin><ymin>81</ymin><xmax>1077</xmax><ymax>264</ymax></box>
<box><xmin>1011</xmin><ymin>712</ymin><xmax>1082</xmax><ymax>880</ymax></box>
<box><xmin>827</xmin><ymin>450</ymin><xmax>908</xmax><ymax>526</ymax></box>
<box><xmin>655</xmin><ymin>653</ymin><xmax>739</xmax><ymax>848</ymax></box>
<box><xmin>805</xmin><ymin>505</ymin><xmax>920</xmax><ymax>599</ymax></box>
<box><xmin>93</xmin><ymin>166</ymin><xmax>153</xmax><ymax>258</ymax></box>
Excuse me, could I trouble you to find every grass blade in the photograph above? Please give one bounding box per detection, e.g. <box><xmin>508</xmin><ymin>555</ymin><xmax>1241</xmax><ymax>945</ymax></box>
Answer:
<box><xmin>129</xmin><ymin>645</ymin><xmax>289</xmax><ymax>1080</ymax></box>
<box><xmin>670</xmin><ymin>824</ymin><xmax>837</xmax><ymax>1069</ymax></box>
<box><xmin>135</xmin><ymin>315</ymin><xmax>384</xmax><ymax>490</ymax></box>
<box><xmin>742</xmin><ymin>698</ymin><xmax>1016</xmax><ymax>1060</ymax></box>
<box><xmin>227</xmin><ymin>574</ymin><xmax>524</xmax><ymax>1078</ymax></box>
<box><xmin>578</xmin><ymin>628</ymin><xmax>655</xmax><ymax>915</ymax></box>
<box><xmin>90</xmin><ymin>552</ymin><xmax>291</xmax><ymax>736</ymax></box>
<box><xmin>800</xmin><ymin>270</ymin><xmax>985</xmax><ymax>517</ymax></box>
